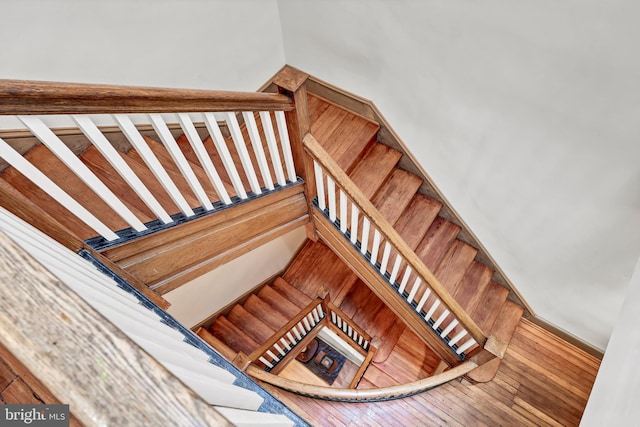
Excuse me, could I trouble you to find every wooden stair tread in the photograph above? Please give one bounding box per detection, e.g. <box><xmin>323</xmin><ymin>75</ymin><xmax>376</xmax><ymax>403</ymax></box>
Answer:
<box><xmin>283</xmin><ymin>240</ymin><xmax>359</xmax><ymax>302</ymax></box>
<box><xmin>338</xmin><ymin>280</ymin><xmax>404</xmax><ymax>363</ymax></box>
<box><xmin>452</xmin><ymin>261</ymin><xmax>493</xmax><ymax>313</ymax></box>
<box><xmin>18</xmin><ymin>144</ymin><xmax>133</xmax><ymax>234</ymax></box>
<box><xmin>209</xmin><ymin>315</ymin><xmax>259</xmax><ymax>356</ymax></box>
<box><xmin>348</xmin><ymin>143</ymin><xmax>402</xmax><ymax>199</ymax></box>
<box><xmin>121</xmin><ymin>148</ymin><xmax>182</xmax><ymax>216</ymax></box>
<box><xmin>172</xmin><ymin>134</ymin><xmax>237</xmax><ymax>202</ymax></box>
<box><xmin>243</xmin><ymin>294</ymin><xmax>289</xmax><ymax>331</ymax></box>
<box><xmin>196</xmin><ymin>326</ymin><xmax>237</xmax><ymax>361</ymax></box>
<box><xmin>393</xmin><ymin>195</ymin><xmax>442</xmax><ymax>251</ymax></box>
<box><xmin>272</xmin><ymin>277</ymin><xmax>312</xmax><ymax>309</ymax></box>
<box><xmin>415</xmin><ymin>217</ymin><xmax>461</xmax><ymax>271</ymax></box>
<box><xmin>434</xmin><ymin>240</ymin><xmax>478</xmax><ymax>295</ymax></box>
<box><xmin>80</xmin><ymin>145</ymin><xmax>155</xmax><ymax>222</ymax></box>
<box><xmin>371</xmin><ymin>169</ymin><xmax>423</xmax><ymax>225</ymax></box>
<box><xmin>0</xmin><ymin>167</ymin><xmax>96</xmax><ymax>240</ymax></box>
<box><xmin>488</xmin><ymin>300</ymin><xmax>524</xmax><ymax>357</ymax></box>
<box><xmin>470</xmin><ymin>281</ymin><xmax>510</xmax><ymax>334</ymax></box>
<box><xmin>257</xmin><ymin>285</ymin><xmax>301</xmax><ymax>319</ymax></box>
<box><xmin>228</xmin><ymin>305</ymin><xmax>275</xmax><ymax>344</ymax></box>
<box><xmin>308</xmin><ymin>94</ymin><xmax>379</xmax><ymax>172</ymax></box>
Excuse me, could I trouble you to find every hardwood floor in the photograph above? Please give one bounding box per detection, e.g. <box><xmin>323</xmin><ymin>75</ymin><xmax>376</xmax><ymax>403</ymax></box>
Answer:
<box><xmin>259</xmin><ymin>318</ymin><xmax>600</xmax><ymax>426</ymax></box>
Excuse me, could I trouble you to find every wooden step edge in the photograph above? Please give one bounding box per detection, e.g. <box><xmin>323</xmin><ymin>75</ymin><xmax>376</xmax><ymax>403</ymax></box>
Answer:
<box><xmin>196</xmin><ymin>326</ymin><xmax>237</xmax><ymax>362</ymax></box>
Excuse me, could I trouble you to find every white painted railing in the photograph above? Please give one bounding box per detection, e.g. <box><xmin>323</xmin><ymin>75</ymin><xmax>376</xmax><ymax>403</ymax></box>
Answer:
<box><xmin>326</xmin><ymin>301</ymin><xmax>371</xmax><ymax>354</ymax></box>
<box><xmin>0</xmin><ymin>206</ymin><xmax>297</xmax><ymax>427</ymax></box>
<box><xmin>312</xmin><ymin>159</ymin><xmax>480</xmax><ymax>359</ymax></box>
<box><xmin>0</xmin><ymin>110</ymin><xmax>297</xmax><ymax>245</ymax></box>
<box><xmin>249</xmin><ymin>298</ymin><xmax>326</xmax><ymax>372</ymax></box>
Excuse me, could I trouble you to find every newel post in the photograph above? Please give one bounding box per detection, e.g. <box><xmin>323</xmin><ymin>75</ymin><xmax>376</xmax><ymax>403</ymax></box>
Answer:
<box><xmin>273</xmin><ymin>66</ymin><xmax>318</xmax><ymax>240</ymax></box>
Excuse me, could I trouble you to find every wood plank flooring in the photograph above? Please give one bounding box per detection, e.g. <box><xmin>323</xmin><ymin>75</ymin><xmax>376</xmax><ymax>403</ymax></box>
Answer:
<box><xmin>259</xmin><ymin>318</ymin><xmax>600</xmax><ymax>426</ymax></box>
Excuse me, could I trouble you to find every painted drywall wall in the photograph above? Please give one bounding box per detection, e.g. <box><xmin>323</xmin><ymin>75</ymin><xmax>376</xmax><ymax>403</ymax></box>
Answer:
<box><xmin>164</xmin><ymin>227</ymin><xmax>307</xmax><ymax>328</ymax></box>
<box><xmin>0</xmin><ymin>0</ymin><xmax>285</xmax><ymax>91</ymax></box>
<box><xmin>278</xmin><ymin>0</ymin><xmax>640</xmax><ymax>349</ymax></box>
<box><xmin>581</xmin><ymin>256</ymin><xmax>640</xmax><ymax>424</ymax></box>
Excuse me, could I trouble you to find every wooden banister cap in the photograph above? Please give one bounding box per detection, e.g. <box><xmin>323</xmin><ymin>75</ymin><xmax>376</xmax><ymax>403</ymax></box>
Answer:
<box><xmin>273</xmin><ymin>65</ymin><xmax>309</xmax><ymax>92</ymax></box>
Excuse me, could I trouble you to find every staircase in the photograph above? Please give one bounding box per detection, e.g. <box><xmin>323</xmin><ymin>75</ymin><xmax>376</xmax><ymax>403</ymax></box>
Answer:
<box><xmin>305</xmin><ymin>93</ymin><xmax>524</xmax><ymax>379</ymax></box>
<box><xmin>201</xmin><ymin>277</ymin><xmax>314</xmax><ymax>363</ymax></box>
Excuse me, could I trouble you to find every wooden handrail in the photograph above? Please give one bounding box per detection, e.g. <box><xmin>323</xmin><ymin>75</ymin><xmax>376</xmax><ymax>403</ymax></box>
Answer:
<box><xmin>247</xmin><ymin>297</ymin><xmax>325</xmax><ymax>366</ymax></box>
<box><xmin>302</xmin><ymin>133</ymin><xmax>487</xmax><ymax>349</ymax></box>
<box><xmin>0</xmin><ymin>79</ymin><xmax>294</xmax><ymax>115</ymax></box>
<box><xmin>0</xmin><ymin>231</ymin><xmax>231</xmax><ymax>426</ymax></box>
<box><xmin>247</xmin><ymin>360</ymin><xmax>477</xmax><ymax>402</ymax></box>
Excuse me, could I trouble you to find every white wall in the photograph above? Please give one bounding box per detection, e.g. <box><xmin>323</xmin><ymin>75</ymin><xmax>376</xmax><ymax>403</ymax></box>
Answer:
<box><xmin>581</xmin><ymin>256</ymin><xmax>640</xmax><ymax>424</ymax></box>
<box><xmin>165</xmin><ymin>227</ymin><xmax>307</xmax><ymax>328</ymax></box>
<box><xmin>0</xmin><ymin>0</ymin><xmax>285</xmax><ymax>91</ymax></box>
<box><xmin>278</xmin><ymin>0</ymin><xmax>640</xmax><ymax>349</ymax></box>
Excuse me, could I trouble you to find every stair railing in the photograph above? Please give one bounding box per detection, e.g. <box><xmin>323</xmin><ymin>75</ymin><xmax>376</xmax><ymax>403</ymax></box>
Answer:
<box><xmin>326</xmin><ymin>301</ymin><xmax>372</xmax><ymax>355</ymax></box>
<box><xmin>0</xmin><ymin>79</ymin><xmax>301</xmax><ymax>249</ymax></box>
<box><xmin>242</xmin><ymin>296</ymin><xmax>327</xmax><ymax>374</ymax></box>
<box><xmin>302</xmin><ymin>133</ymin><xmax>488</xmax><ymax>366</ymax></box>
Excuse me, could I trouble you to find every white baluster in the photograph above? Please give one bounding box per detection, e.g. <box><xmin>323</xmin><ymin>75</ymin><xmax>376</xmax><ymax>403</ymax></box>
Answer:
<box><xmin>286</xmin><ymin>332</ymin><xmax>296</xmax><ymax>344</ymax></box>
<box><xmin>449</xmin><ymin>330</ymin><xmax>468</xmax><ymax>347</ymax></box>
<box><xmin>358</xmin><ymin>336</ymin><xmax>363</xmax><ymax>346</ymax></box>
<box><xmin>379</xmin><ymin>242</ymin><xmax>392</xmax><ymax>274</ymax></box>
<box><xmin>291</xmin><ymin>325</ymin><xmax>302</xmax><ymax>341</ymax></box>
<box><xmin>312</xmin><ymin>308</ymin><xmax>320</xmax><ymax>323</ymax></box>
<box><xmin>433</xmin><ymin>309</ymin><xmax>450</xmax><ymax>330</ymax></box>
<box><xmin>178</xmin><ymin>113</ymin><xmax>231</xmax><ymax>205</ymax></box>
<box><xmin>425</xmin><ymin>299</ymin><xmax>440</xmax><ymax>321</ymax></box>
<box><xmin>339</xmin><ymin>189</ymin><xmax>348</xmax><ymax>233</ymax></box>
<box><xmin>19</xmin><ymin>116</ymin><xmax>147</xmax><ymax>232</ymax></box>
<box><xmin>273</xmin><ymin>343</ymin><xmax>286</xmax><ymax>357</ymax></box>
<box><xmin>317</xmin><ymin>303</ymin><xmax>324</xmax><ymax>318</ymax></box>
<box><xmin>314</xmin><ymin>161</ymin><xmax>326</xmax><ymax>211</ymax></box>
<box><xmin>336</xmin><ymin>316</ymin><xmax>343</xmax><ymax>329</ymax></box>
<box><xmin>74</xmin><ymin>116</ymin><xmax>173</xmax><ymax>224</ymax></box>
<box><xmin>440</xmin><ymin>319</ymin><xmax>459</xmax><ymax>338</ymax></box>
<box><xmin>389</xmin><ymin>255</ymin><xmax>403</xmax><ymax>284</ymax></box>
<box><xmin>307</xmin><ymin>313</ymin><xmax>315</xmax><ymax>327</ymax></box>
<box><xmin>203</xmin><ymin>113</ymin><xmax>247</xmax><ymax>199</ymax></box>
<box><xmin>280</xmin><ymin>337</ymin><xmax>291</xmax><ymax>351</ymax></box>
<box><xmin>416</xmin><ymin>288</ymin><xmax>431</xmax><ymax>312</ymax></box>
<box><xmin>274</xmin><ymin>111</ymin><xmax>296</xmax><ymax>183</ymax></box>
<box><xmin>226</xmin><ymin>112</ymin><xmax>261</xmax><ymax>195</ymax></box>
<box><xmin>363</xmin><ymin>340</ymin><xmax>369</xmax><ymax>350</ymax></box>
<box><xmin>407</xmin><ymin>277</ymin><xmax>421</xmax><ymax>303</ymax></box>
<box><xmin>370</xmin><ymin>230</ymin><xmax>382</xmax><ymax>265</ymax></box>
<box><xmin>326</xmin><ymin>176</ymin><xmax>337</xmax><ymax>222</ymax></box>
<box><xmin>361</xmin><ymin>218</ymin><xmax>371</xmax><ymax>255</ymax></box>
<box><xmin>242</xmin><ymin>112</ymin><xmax>274</xmax><ymax>190</ymax></box>
<box><xmin>331</xmin><ymin>311</ymin><xmax>337</xmax><ymax>324</ymax></box>
<box><xmin>259</xmin><ymin>111</ymin><xmax>286</xmax><ymax>186</ymax></box>
<box><xmin>149</xmin><ymin>114</ymin><xmax>213</xmax><ymax>210</ymax></box>
<box><xmin>115</xmin><ymin>115</ymin><xmax>194</xmax><ymax>217</ymax></box>
<box><xmin>350</xmin><ymin>204</ymin><xmax>359</xmax><ymax>244</ymax></box>
<box><xmin>296</xmin><ymin>323</ymin><xmax>307</xmax><ymax>336</ymax></box>
<box><xmin>398</xmin><ymin>267</ymin><xmax>412</xmax><ymax>294</ymax></box>
<box><xmin>456</xmin><ymin>338</ymin><xmax>477</xmax><ymax>355</ymax></box>
<box><xmin>266</xmin><ymin>350</ymin><xmax>279</xmax><ymax>362</ymax></box>
<box><xmin>347</xmin><ymin>325</ymin><xmax>353</xmax><ymax>337</ymax></box>
<box><xmin>0</xmin><ymin>138</ymin><xmax>119</xmax><ymax>241</ymax></box>
<box><xmin>258</xmin><ymin>356</ymin><xmax>273</xmax><ymax>369</ymax></box>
